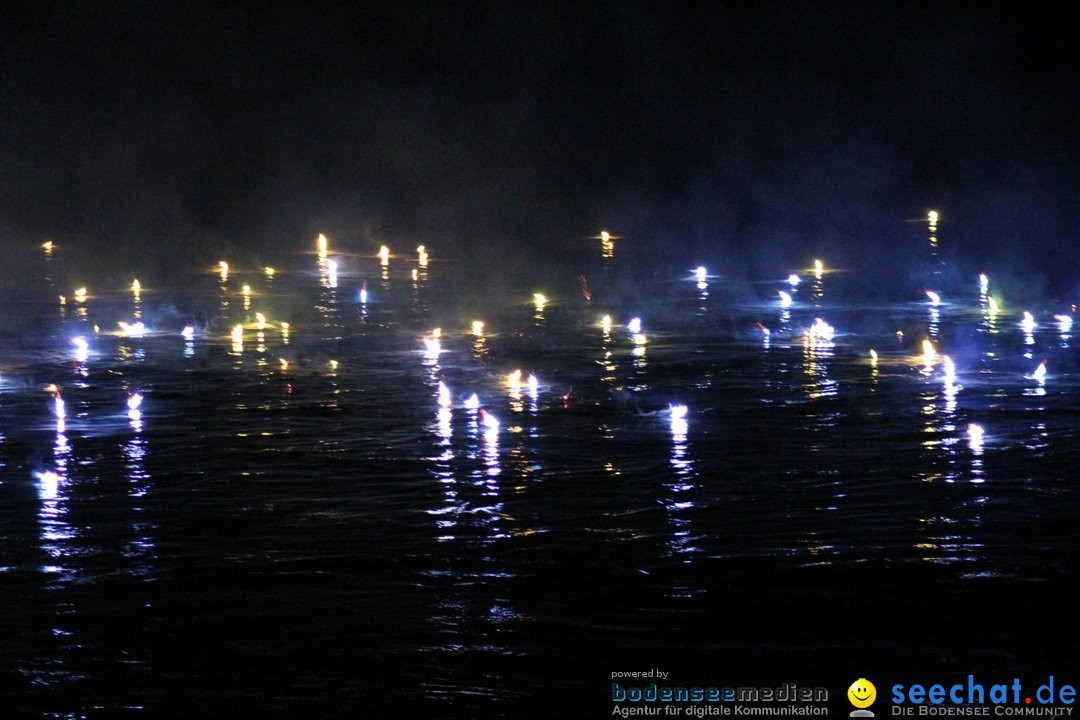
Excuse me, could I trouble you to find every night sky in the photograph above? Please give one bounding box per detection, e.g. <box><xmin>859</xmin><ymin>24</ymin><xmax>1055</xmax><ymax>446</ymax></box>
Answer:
<box><xmin>3</xmin><ymin>2</ymin><xmax>1080</xmax><ymax>291</ymax></box>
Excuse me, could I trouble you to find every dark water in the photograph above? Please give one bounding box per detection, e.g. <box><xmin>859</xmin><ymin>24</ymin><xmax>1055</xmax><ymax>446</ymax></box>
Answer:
<box><xmin>1</xmin><ymin>245</ymin><xmax>1078</xmax><ymax>717</ymax></box>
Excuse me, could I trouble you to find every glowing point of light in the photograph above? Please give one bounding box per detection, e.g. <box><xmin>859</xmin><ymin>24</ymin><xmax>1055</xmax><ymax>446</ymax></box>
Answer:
<box><xmin>506</xmin><ymin>369</ymin><xmax>522</xmax><ymax>388</ymax></box>
<box><xmin>411</xmin><ymin>268</ymin><xmax>418</xmax><ymax>281</ymax></box>
<box><xmin>1021</xmin><ymin>311</ymin><xmax>1036</xmax><ymax>333</ymax></box>
<box><xmin>987</xmin><ymin>297</ymin><xmax>1000</xmax><ymax>315</ymax></box>
<box><xmin>329</xmin><ymin>360</ymin><xmax>338</xmax><ymax>370</ymax></box>
<box><xmin>74</xmin><ymin>287</ymin><xmax>87</xmax><ymax>302</ymax></box>
<box><xmin>378</xmin><ymin>245</ymin><xmax>390</xmax><ymax>265</ymax></box>
<box><xmin>526</xmin><ymin>374</ymin><xmax>539</xmax><ymax>392</ymax></box>
<box><xmin>181</xmin><ymin>326</ymin><xmax>196</xmax><ymax>340</ymax></box>
<box><xmin>600</xmin><ymin>231</ymin><xmax>610</xmax><ymax>243</ymax></box>
<box><xmin>42</xmin><ymin>241</ymin><xmax>54</xmax><ymax>251</ymax></box>
<box><xmin>279</xmin><ymin>359</ymin><xmax>289</xmax><ymax>370</ymax></box>
<box><xmin>131</xmin><ymin>279</ymin><xmax>141</xmax><ymax>294</ymax></box>
<box><xmin>813</xmin><ymin>259</ymin><xmax>823</xmax><ymax>279</ymax></box>
<box><xmin>280</xmin><ymin>322</ymin><xmax>289</xmax><ymax>331</ymax></box>
<box><xmin>265</xmin><ymin>267</ymin><xmax>276</xmax><ymax>277</ymax></box>
<box><xmin>464</xmin><ymin>393</ymin><xmax>480</xmax><ymax>410</ymax></box>
<box><xmin>431</xmin><ymin>327</ymin><xmax>441</xmax><ymax>338</ymax></box>
<box><xmin>422</xmin><ymin>337</ymin><xmax>442</xmax><ymax>357</ymax></box>
<box><xmin>480</xmin><ymin>409</ymin><xmax>500</xmax><ymax>429</ymax></box>
<box><xmin>1055</xmin><ymin>314</ymin><xmax>1073</xmax><ymax>332</ymax></box>
<box><xmin>1032</xmin><ymin>360</ymin><xmax>1047</xmax><ymax>382</ymax></box>
<box><xmin>438</xmin><ymin>381</ymin><xmax>452</xmax><ymax>407</ymax></box>
<box><xmin>417</xmin><ymin>245</ymin><xmax>429</xmax><ymax>266</ymax></box>
<box><xmin>119</xmin><ymin>321</ymin><xmax>146</xmax><ymax>337</ymax></box>
<box><xmin>36</xmin><ymin>471</ymin><xmax>60</xmax><ymax>499</ymax></box>
<box><xmin>760</xmin><ymin>326</ymin><xmax>771</xmax><ymax>337</ymax></box>
<box><xmin>928</xmin><ymin>210</ymin><xmax>939</xmax><ymax>223</ymax></box>
<box><xmin>219</xmin><ymin>261</ymin><xmax>229</xmax><ymax>280</ymax></box>
<box><xmin>942</xmin><ymin>355</ymin><xmax>956</xmax><ymax>383</ymax></box>
<box><xmin>926</xmin><ymin>290</ymin><xmax>941</xmax><ymax>306</ymax></box>
<box><xmin>471</xmin><ymin>320</ymin><xmax>485</xmax><ymax>336</ymax></box>
<box><xmin>255</xmin><ymin>312</ymin><xmax>266</xmax><ymax>330</ymax></box>
<box><xmin>58</xmin><ymin>295</ymin><xmax>66</xmax><ymax>305</ymax></box>
<box><xmin>788</xmin><ymin>274</ymin><xmax>800</xmax><ymax>286</ymax></box>
<box><xmin>627</xmin><ymin>317</ymin><xmax>642</xmax><ymax>334</ymax></box>
<box><xmin>869</xmin><ymin>349</ymin><xmax>878</xmax><ymax>363</ymax></box>
<box><xmin>979</xmin><ymin>273</ymin><xmax>989</xmax><ymax>292</ymax></box>
<box><xmin>921</xmin><ymin>339</ymin><xmax>936</xmax><ymax>366</ymax></box>
<box><xmin>633</xmin><ymin>333</ymin><xmax>648</xmax><ymax>345</ymax></box>
<box><xmin>694</xmin><ymin>266</ymin><xmax>707</xmax><ymax>282</ymax></box>
<box><xmin>317</xmin><ymin>234</ymin><xmax>329</xmax><ymax>258</ymax></box>
<box><xmin>807</xmin><ymin>318</ymin><xmax>835</xmax><ymax>341</ymax></box>
<box><xmin>71</xmin><ymin>336</ymin><xmax>89</xmax><ymax>362</ymax></box>
<box><xmin>231</xmin><ymin>324</ymin><xmax>244</xmax><ymax>343</ymax></box>
<box><xmin>358</xmin><ymin>287</ymin><xmax>368</xmax><ymax>304</ymax></box>
<box><xmin>326</xmin><ymin>260</ymin><xmax>338</xmax><ymax>288</ymax></box>
<box><xmin>533</xmin><ymin>293</ymin><xmax>547</xmax><ymax>310</ymax></box>
<box><xmin>601</xmin><ymin>315</ymin><xmax>612</xmax><ymax>331</ymax></box>
<box><xmin>778</xmin><ymin>290</ymin><xmax>793</xmax><ymax>307</ymax></box>
<box><xmin>241</xmin><ymin>284</ymin><xmax>251</xmax><ymax>296</ymax></box>
<box><xmin>968</xmin><ymin>423</ymin><xmax>984</xmax><ymax>448</ymax></box>
<box><xmin>669</xmin><ymin>404</ymin><xmax>688</xmax><ymax>420</ymax></box>
<box><xmin>127</xmin><ymin>393</ymin><xmax>143</xmax><ymax>411</ymax></box>
<box><xmin>54</xmin><ymin>395</ymin><xmax>66</xmax><ymax>419</ymax></box>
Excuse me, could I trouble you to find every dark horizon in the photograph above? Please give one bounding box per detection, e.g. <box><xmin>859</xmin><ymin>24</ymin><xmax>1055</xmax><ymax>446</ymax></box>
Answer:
<box><xmin>3</xmin><ymin>2</ymin><xmax>1080</xmax><ymax>293</ymax></box>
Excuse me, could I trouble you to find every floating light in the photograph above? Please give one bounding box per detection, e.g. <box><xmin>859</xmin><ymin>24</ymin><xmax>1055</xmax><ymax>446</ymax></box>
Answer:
<box><xmin>1021</xmin><ymin>311</ymin><xmax>1036</xmax><ymax>333</ymax></box>
<box><xmin>438</xmin><ymin>381</ymin><xmax>452</xmax><ymax>408</ymax></box>
<box><xmin>1032</xmin><ymin>360</ymin><xmax>1047</xmax><ymax>382</ymax></box>
<box><xmin>627</xmin><ymin>317</ymin><xmax>642</xmax><ymax>334</ymax></box>
<box><xmin>127</xmin><ymin>393</ymin><xmax>143</xmax><ymax>411</ymax></box>
<box><xmin>1055</xmin><ymin>314</ymin><xmax>1073</xmax><ymax>333</ymax></box>
<box><xmin>694</xmin><ymin>266</ymin><xmax>707</xmax><ymax>283</ymax></box>
<box><xmin>928</xmin><ymin>210</ymin><xmax>939</xmax><ymax>224</ymax></box>
<box><xmin>814</xmin><ymin>259</ymin><xmax>823</xmax><ymax>279</ymax></box>
<box><xmin>471</xmin><ymin>320</ymin><xmax>485</xmax><ymax>336</ymax></box>
<box><xmin>118</xmin><ymin>321</ymin><xmax>146</xmax><ymax>337</ymax></box>
<box><xmin>317</xmin><ymin>234</ymin><xmax>328</xmax><ymax>258</ymax></box>
<box><xmin>326</xmin><ymin>260</ymin><xmax>338</xmax><ymax>288</ymax></box>
<box><xmin>926</xmin><ymin>290</ymin><xmax>941</xmax><ymax>305</ymax></box>
<box><xmin>265</xmin><ymin>267</ymin><xmax>276</xmax><ymax>277</ymax></box>
<box><xmin>533</xmin><ymin>293</ymin><xmax>547</xmax><ymax>310</ymax></box>
<box><xmin>788</xmin><ymin>274</ymin><xmax>800</xmax><ymax>286</ymax></box>
<box><xmin>778</xmin><ymin>290</ymin><xmax>793</xmax><ymax>308</ymax></box>
<box><xmin>979</xmin><ymin>274</ymin><xmax>989</xmax><ymax>293</ymax></box>
<box><xmin>921</xmin><ymin>339</ymin><xmax>936</xmax><ymax>367</ymax></box>
<box><xmin>464</xmin><ymin>393</ymin><xmax>480</xmax><ymax>410</ymax></box>
<box><xmin>480</xmin><ymin>409</ymin><xmax>500</xmax><ymax>429</ymax></box>
<box><xmin>219</xmin><ymin>261</ymin><xmax>229</xmax><ymax>281</ymax></box>
<box><xmin>807</xmin><ymin>318</ymin><xmax>835</xmax><ymax>342</ymax></box>
<box><xmin>256</xmin><ymin>313</ymin><xmax>266</xmax><ymax>330</ymax></box>
<box><xmin>74</xmin><ymin>287</ymin><xmax>87</xmax><ymax>303</ymax></box>
<box><xmin>669</xmin><ymin>404</ymin><xmax>688</xmax><ymax>420</ymax></box>
<box><xmin>378</xmin><ymin>245</ymin><xmax>390</xmax><ymax>266</ymax></box>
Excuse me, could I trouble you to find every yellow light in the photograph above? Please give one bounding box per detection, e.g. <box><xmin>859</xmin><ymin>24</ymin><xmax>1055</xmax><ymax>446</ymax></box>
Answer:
<box><xmin>921</xmin><ymin>339</ymin><xmax>936</xmax><ymax>368</ymax></box>
<box><xmin>432</xmin><ymin>327</ymin><xmax>442</xmax><ymax>338</ymax></box>
<box><xmin>317</xmin><ymin>233</ymin><xmax>329</xmax><ymax>258</ymax></box>
<box><xmin>601</xmin><ymin>314</ymin><xmax>612</xmax><ymax>331</ymax></box>
<box><xmin>987</xmin><ymin>297</ymin><xmax>999</xmax><ymax>315</ymax></box>
<box><xmin>42</xmin><ymin>240</ymin><xmax>54</xmax><ymax>252</ymax></box>
<box><xmin>58</xmin><ymin>295</ymin><xmax>66</xmax><ymax>305</ymax></box>
<box><xmin>242</xmin><ymin>284</ymin><xmax>251</xmax><ymax>296</ymax></box>
<box><xmin>601</xmin><ymin>231</ymin><xmax>610</xmax><ymax>243</ymax></box>
<box><xmin>928</xmin><ymin>210</ymin><xmax>939</xmax><ymax>224</ymax></box>
<box><xmin>472</xmin><ymin>320</ymin><xmax>484</xmax><ymax>335</ymax></box>
<box><xmin>411</xmin><ymin>268</ymin><xmax>418</xmax><ymax>281</ymax></box>
<box><xmin>507</xmin><ymin>369</ymin><xmax>522</xmax><ymax>388</ymax></box>
<box><xmin>813</xmin><ymin>260</ymin><xmax>823</xmax><ymax>279</ymax></box>
<box><xmin>329</xmin><ymin>360</ymin><xmax>338</xmax><ymax>370</ymax></box>
<box><xmin>231</xmin><ymin>324</ymin><xmax>244</xmax><ymax>343</ymax></box>
<box><xmin>256</xmin><ymin>312</ymin><xmax>266</xmax><ymax>330</ymax></box>
<box><xmin>219</xmin><ymin>261</ymin><xmax>229</xmax><ymax>281</ymax></box>
<box><xmin>418</xmin><ymin>245</ymin><xmax>429</xmax><ymax>267</ymax></box>
<box><xmin>132</xmin><ymin>279</ymin><xmax>141</xmax><ymax>294</ymax></box>
<box><xmin>280</xmin><ymin>322</ymin><xmax>289</xmax><ymax>330</ymax></box>
<box><xmin>279</xmin><ymin>358</ymin><xmax>289</xmax><ymax>370</ymax></box>
<box><xmin>74</xmin><ymin>287</ymin><xmax>87</xmax><ymax>302</ymax></box>
<box><xmin>264</xmin><ymin>267</ymin><xmax>276</xmax><ymax>277</ymax></box>
<box><xmin>378</xmin><ymin>245</ymin><xmax>390</xmax><ymax>266</ymax></box>
<box><xmin>533</xmin><ymin>293</ymin><xmax>547</xmax><ymax>310</ymax></box>
<box><xmin>870</xmin><ymin>349</ymin><xmax>878</xmax><ymax>362</ymax></box>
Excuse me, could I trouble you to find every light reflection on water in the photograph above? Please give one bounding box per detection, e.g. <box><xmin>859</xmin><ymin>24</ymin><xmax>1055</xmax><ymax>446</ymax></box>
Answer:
<box><xmin>1</xmin><ymin>249</ymin><xmax>1079</xmax><ymax>714</ymax></box>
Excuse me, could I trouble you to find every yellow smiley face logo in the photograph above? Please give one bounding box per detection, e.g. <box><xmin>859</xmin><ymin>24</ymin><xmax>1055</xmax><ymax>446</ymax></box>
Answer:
<box><xmin>848</xmin><ymin>678</ymin><xmax>876</xmax><ymax>708</ymax></box>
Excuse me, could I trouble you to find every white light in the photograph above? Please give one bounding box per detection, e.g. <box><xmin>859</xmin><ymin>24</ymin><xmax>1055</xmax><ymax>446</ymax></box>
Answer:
<box><xmin>181</xmin><ymin>325</ymin><xmax>196</xmax><ymax>340</ymax></box>
<box><xmin>788</xmin><ymin>274</ymin><xmax>800</xmax><ymax>286</ymax></box>
<box><xmin>54</xmin><ymin>396</ymin><xmax>66</xmax><ymax>419</ymax></box>
<box><xmin>1021</xmin><ymin>311</ymin><xmax>1036</xmax><ymax>333</ymax></box>
<box><xmin>627</xmin><ymin>317</ymin><xmax>642</xmax><ymax>334</ymax></box>
<box><xmin>807</xmin><ymin>318</ymin><xmax>835</xmax><ymax>342</ymax></box>
<box><xmin>926</xmin><ymin>290</ymin><xmax>941</xmax><ymax>306</ymax></box>
<box><xmin>778</xmin><ymin>290</ymin><xmax>793</xmax><ymax>308</ymax></box>
<box><xmin>71</xmin><ymin>337</ymin><xmax>89</xmax><ymax>362</ymax></box>
<box><xmin>1032</xmin><ymin>360</ymin><xmax>1047</xmax><ymax>382</ymax></box>
<box><xmin>480</xmin><ymin>409</ymin><xmax>500</xmax><ymax>429</ymax></box>
<box><xmin>526</xmin><ymin>374</ymin><xmax>539</xmax><ymax>394</ymax></box>
<box><xmin>979</xmin><ymin>273</ymin><xmax>989</xmax><ymax>292</ymax></box>
<box><xmin>1055</xmin><ymin>314</ymin><xmax>1073</xmax><ymax>333</ymax></box>
<box><xmin>327</xmin><ymin>259</ymin><xmax>338</xmax><ymax>288</ymax></box>
<box><xmin>942</xmin><ymin>355</ymin><xmax>956</xmax><ymax>383</ymax></box>
<box><xmin>464</xmin><ymin>393</ymin><xmax>480</xmax><ymax>410</ymax></box>
<box><xmin>669</xmin><ymin>404</ymin><xmax>688</xmax><ymax>419</ymax></box>
<box><xmin>127</xmin><ymin>393</ymin><xmax>143</xmax><ymax>411</ymax></box>
<box><xmin>422</xmin><ymin>337</ymin><xmax>441</xmax><ymax>358</ymax></box>
<box><xmin>928</xmin><ymin>210</ymin><xmax>939</xmax><ymax>223</ymax></box>
<box><xmin>968</xmin><ymin>423</ymin><xmax>984</xmax><ymax>448</ymax></box>
<box><xmin>359</xmin><ymin>288</ymin><xmax>368</xmax><ymax>304</ymax></box>
<box><xmin>36</xmin><ymin>471</ymin><xmax>60</xmax><ymax>500</ymax></box>
<box><xmin>694</xmin><ymin>266</ymin><xmax>707</xmax><ymax>282</ymax></box>
<box><xmin>437</xmin><ymin>381</ymin><xmax>451</xmax><ymax>408</ymax></box>
<box><xmin>118</xmin><ymin>321</ymin><xmax>146</xmax><ymax>337</ymax></box>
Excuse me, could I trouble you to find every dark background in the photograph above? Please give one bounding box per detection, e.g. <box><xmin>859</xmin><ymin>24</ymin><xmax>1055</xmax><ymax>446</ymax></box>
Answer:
<box><xmin>2</xmin><ymin>1</ymin><xmax>1080</xmax><ymax>295</ymax></box>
